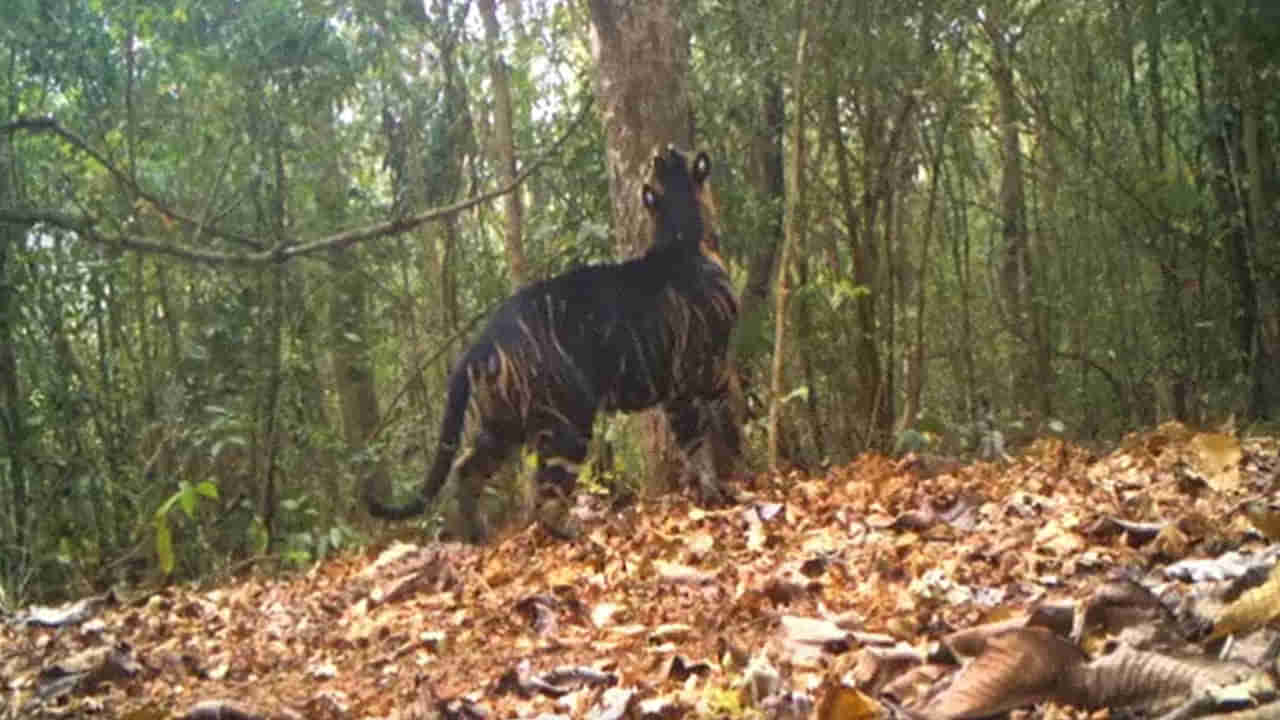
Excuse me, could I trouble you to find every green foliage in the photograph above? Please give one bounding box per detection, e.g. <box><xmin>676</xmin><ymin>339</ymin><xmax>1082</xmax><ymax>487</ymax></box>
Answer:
<box><xmin>153</xmin><ymin>480</ymin><xmax>219</xmax><ymax>576</ymax></box>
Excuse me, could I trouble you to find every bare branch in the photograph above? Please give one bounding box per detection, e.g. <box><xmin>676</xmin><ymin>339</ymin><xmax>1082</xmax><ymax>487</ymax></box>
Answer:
<box><xmin>4</xmin><ymin>116</ymin><xmax>263</xmax><ymax>250</ymax></box>
<box><xmin>0</xmin><ymin>97</ymin><xmax>595</xmax><ymax>267</ymax></box>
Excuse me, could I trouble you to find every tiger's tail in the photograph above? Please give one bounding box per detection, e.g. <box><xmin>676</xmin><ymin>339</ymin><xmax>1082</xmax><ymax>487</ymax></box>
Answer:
<box><xmin>366</xmin><ymin>366</ymin><xmax>471</xmax><ymax>520</ymax></box>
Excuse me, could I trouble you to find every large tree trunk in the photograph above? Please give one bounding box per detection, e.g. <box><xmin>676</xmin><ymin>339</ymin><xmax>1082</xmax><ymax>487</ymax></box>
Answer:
<box><xmin>478</xmin><ymin>0</ymin><xmax>528</xmax><ymax>288</ymax></box>
<box><xmin>588</xmin><ymin>0</ymin><xmax>694</xmax><ymax>255</ymax></box>
<box><xmin>588</xmin><ymin>0</ymin><xmax>698</xmax><ymax>488</ymax></box>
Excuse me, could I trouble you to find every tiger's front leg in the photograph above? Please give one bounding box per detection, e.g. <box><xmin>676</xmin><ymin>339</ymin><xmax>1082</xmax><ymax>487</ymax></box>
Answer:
<box><xmin>531</xmin><ymin>419</ymin><xmax>593</xmax><ymax>540</ymax></box>
<box><xmin>664</xmin><ymin>396</ymin><xmax>735</xmax><ymax>507</ymax></box>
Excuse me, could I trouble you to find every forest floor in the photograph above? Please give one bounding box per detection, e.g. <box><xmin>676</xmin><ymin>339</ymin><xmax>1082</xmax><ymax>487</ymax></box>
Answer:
<box><xmin>7</xmin><ymin>421</ymin><xmax>1280</xmax><ymax>720</ymax></box>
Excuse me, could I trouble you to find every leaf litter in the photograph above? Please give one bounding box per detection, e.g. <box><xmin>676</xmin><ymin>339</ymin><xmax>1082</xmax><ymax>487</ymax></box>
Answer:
<box><xmin>6</xmin><ymin>422</ymin><xmax>1280</xmax><ymax>719</ymax></box>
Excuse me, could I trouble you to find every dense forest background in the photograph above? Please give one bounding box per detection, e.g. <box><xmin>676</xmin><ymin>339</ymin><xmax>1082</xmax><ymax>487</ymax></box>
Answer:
<box><xmin>0</xmin><ymin>0</ymin><xmax>1276</xmax><ymax>603</ymax></box>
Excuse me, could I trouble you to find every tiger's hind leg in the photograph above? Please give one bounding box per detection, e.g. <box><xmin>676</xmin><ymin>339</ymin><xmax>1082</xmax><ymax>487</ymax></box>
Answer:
<box><xmin>664</xmin><ymin>396</ymin><xmax>737</xmax><ymax>507</ymax></box>
<box><xmin>531</xmin><ymin>419</ymin><xmax>593</xmax><ymax>540</ymax></box>
<box><xmin>453</xmin><ymin>423</ymin><xmax>519</xmax><ymax>543</ymax></box>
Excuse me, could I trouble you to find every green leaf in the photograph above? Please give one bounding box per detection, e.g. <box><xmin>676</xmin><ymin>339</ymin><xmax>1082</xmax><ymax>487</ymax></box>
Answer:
<box><xmin>154</xmin><ymin>518</ymin><xmax>174</xmax><ymax>576</ymax></box>
<box><xmin>178</xmin><ymin>482</ymin><xmax>198</xmax><ymax>518</ymax></box>
<box><xmin>780</xmin><ymin>386</ymin><xmax>810</xmax><ymax>405</ymax></box>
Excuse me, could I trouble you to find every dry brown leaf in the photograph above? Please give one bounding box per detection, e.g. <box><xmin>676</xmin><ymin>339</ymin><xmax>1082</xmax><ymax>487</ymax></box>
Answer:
<box><xmin>654</xmin><ymin>560</ymin><xmax>717</xmax><ymax>586</ymax></box>
<box><xmin>1241</xmin><ymin>498</ymin><xmax>1280</xmax><ymax>541</ymax></box>
<box><xmin>816</xmin><ymin>681</ymin><xmax>883</xmax><ymax>720</ymax></box>
<box><xmin>590</xmin><ymin>602</ymin><xmax>624</xmax><ymax>628</ymax></box>
<box><xmin>1074</xmin><ymin>646</ymin><xmax>1256</xmax><ymax>712</ymax></box>
<box><xmin>1212</xmin><ymin>562</ymin><xmax>1280</xmax><ymax>639</ymax></box>
<box><xmin>848</xmin><ymin>645</ymin><xmax>927</xmax><ymax>695</ymax></box>
<box><xmin>941</xmin><ymin>617</ymin><xmax>1029</xmax><ymax>659</ymax></box>
<box><xmin>919</xmin><ymin>627</ymin><xmax>1086</xmax><ymax>720</ymax></box>
<box><xmin>780</xmin><ymin>616</ymin><xmax>854</xmax><ymax>651</ymax></box>
<box><xmin>1189</xmin><ymin>432</ymin><xmax>1242</xmax><ymax>493</ymax></box>
<box><xmin>181</xmin><ymin>699</ymin><xmax>269</xmax><ymax>720</ymax></box>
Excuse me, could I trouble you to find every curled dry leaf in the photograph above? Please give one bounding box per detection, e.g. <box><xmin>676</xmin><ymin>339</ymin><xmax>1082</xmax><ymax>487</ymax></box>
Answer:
<box><xmin>1074</xmin><ymin>646</ymin><xmax>1257</xmax><ymax>712</ymax></box>
<box><xmin>18</xmin><ymin>592</ymin><xmax>116</xmax><ymax>628</ymax></box>
<box><xmin>514</xmin><ymin>593</ymin><xmax>561</xmax><ymax>636</ymax></box>
<box><xmin>941</xmin><ymin>617</ymin><xmax>1030</xmax><ymax>659</ymax></box>
<box><xmin>918</xmin><ymin>627</ymin><xmax>1087</xmax><ymax>719</ymax></box>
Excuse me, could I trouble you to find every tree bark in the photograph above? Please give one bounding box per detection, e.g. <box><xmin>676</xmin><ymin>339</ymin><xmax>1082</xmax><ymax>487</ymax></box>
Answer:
<box><xmin>984</xmin><ymin>12</ymin><xmax>1045</xmax><ymax>421</ymax></box>
<box><xmin>738</xmin><ymin>69</ymin><xmax>786</xmax><ymax>338</ymax></box>
<box><xmin>587</xmin><ymin>0</ymin><xmax>694</xmax><ymax>255</ymax></box>
<box><xmin>1240</xmin><ymin>72</ymin><xmax>1276</xmax><ymax>418</ymax></box>
<box><xmin>588</xmin><ymin>0</ymin><xmax>698</xmax><ymax>486</ymax></box>
<box><xmin>733</xmin><ymin>70</ymin><xmax>786</xmax><ymax>439</ymax></box>
<box><xmin>900</xmin><ymin>118</ymin><xmax>946</xmax><ymax>434</ymax></box>
<box><xmin>478</xmin><ymin>0</ymin><xmax>528</xmax><ymax>287</ymax></box>
<box><xmin>318</xmin><ymin>106</ymin><xmax>389</xmax><ymax>513</ymax></box>
<box><xmin>0</xmin><ymin>139</ymin><xmax>27</xmax><ymax>551</ymax></box>
<box><xmin>769</xmin><ymin>3</ymin><xmax>809</xmax><ymax>471</ymax></box>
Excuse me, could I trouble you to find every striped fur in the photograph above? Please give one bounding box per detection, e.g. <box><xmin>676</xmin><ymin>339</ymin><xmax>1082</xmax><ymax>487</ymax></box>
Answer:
<box><xmin>367</xmin><ymin>147</ymin><xmax>739</xmax><ymax>541</ymax></box>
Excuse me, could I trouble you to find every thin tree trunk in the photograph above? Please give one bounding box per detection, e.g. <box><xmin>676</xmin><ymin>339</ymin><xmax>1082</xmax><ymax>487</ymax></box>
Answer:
<box><xmin>989</xmin><ymin>27</ymin><xmax>1033</xmax><ymax>414</ymax></box>
<box><xmin>1205</xmin><ymin>44</ymin><xmax>1261</xmax><ymax>419</ymax></box>
<box><xmin>317</xmin><ymin>102</ymin><xmax>390</xmax><ymax>516</ymax></box>
<box><xmin>258</xmin><ymin>262</ymin><xmax>285</xmax><ymax>543</ymax></box>
<box><xmin>739</xmin><ymin>73</ymin><xmax>786</xmax><ymax>340</ymax></box>
<box><xmin>478</xmin><ymin>0</ymin><xmax>528</xmax><ymax>287</ymax></box>
<box><xmin>769</xmin><ymin>2</ymin><xmax>809</xmax><ymax>471</ymax></box>
<box><xmin>945</xmin><ymin>137</ymin><xmax>977</xmax><ymax>416</ymax></box>
<box><xmin>0</xmin><ymin>140</ymin><xmax>27</xmax><ymax>552</ymax></box>
<box><xmin>900</xmin><ymin>121</ymin><xmax>945</xmax><ymax>434</ymax></box>
<box><xmin>1240</xmin><ymin>75</ymin><xmax>1275</xmax><ymax>418</ymax></box>
<box><xmin>794</xmin><ymin>258</ymin><xmax>824</xmax><ymax>462</ymax></box>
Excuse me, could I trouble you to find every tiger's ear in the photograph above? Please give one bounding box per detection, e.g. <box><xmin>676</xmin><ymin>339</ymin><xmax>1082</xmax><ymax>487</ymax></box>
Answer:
<box><xmin>693</xmin><ymin>152</ymin><xmax>711</xmax><ymax>184</ymax></box>
<box><xmin>642</xmin><ymin>184</ymin><xmax>659</xmax><ymax>210</ymax></box>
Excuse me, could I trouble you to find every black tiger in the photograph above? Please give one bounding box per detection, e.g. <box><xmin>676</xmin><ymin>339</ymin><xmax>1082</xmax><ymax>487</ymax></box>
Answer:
<box><xmin>367</xmin><ymin>146</ymin><xmax>740</xmax><ymax>541</ymax></box>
